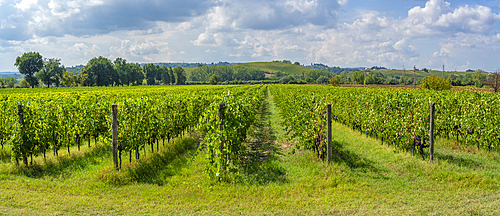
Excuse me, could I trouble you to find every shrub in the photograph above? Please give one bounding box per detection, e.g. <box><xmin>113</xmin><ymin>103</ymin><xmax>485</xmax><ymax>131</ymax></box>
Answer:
<box><xmin>305</xmin><ymin>77</ymin><xmax>315</xmax><ymax>84</ymax></box>
<box><xmin>209</xmin><ymin>74</ymin><xmax>220</xmax><ymax>85</ymax></box>
<box><xmin>330</xmin><ymin>77</ymin><xmax>340</xmax><ymax>86</ymax></box>
<box><xmin>420</xmin><ymin>75</ymin><xmax>452</xmax><ymax>90</ymax></box>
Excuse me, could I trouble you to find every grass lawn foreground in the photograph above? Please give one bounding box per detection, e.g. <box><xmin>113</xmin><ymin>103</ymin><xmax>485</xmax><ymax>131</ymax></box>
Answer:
<box><xmin>0</xmin><ymin>87</ymin><xmax>499</xmax><ymax>215</ymax></box>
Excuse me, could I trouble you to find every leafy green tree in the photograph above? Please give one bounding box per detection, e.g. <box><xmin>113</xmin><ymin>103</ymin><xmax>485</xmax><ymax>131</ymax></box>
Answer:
<box><xmin>19</xmin><ymin>79</ymin><xmax>29</xmax><ymax>87</ymax></box>
<box><xmin>15</xmin><ymin>52</ymin><xmax>43</xmax><ymax>88</ymax></box>
<box><xmin>475</xmin><ymin>80</ymin><xmax>484</xmax><ymax>88</ymax></box>
<box><xmin>304</xmin><ymin>70</ymin><xmax>331</xmax><ymax>80</ymax></box>
<box><xmin>155</xmin><ymin>65</ymin><xmax>163</xmax><ymax>82</ymax></box>
<box><xmin>485</xmin><ymin>72</ymin><xmax>500</xmax><ymax>92</ymax></box>
<box><xmin>6</xmin><ymin>78</ymin><xmax>15</xmax><ymax>88</ymax></box>
<box><xmin>294</xmin><ymin>62</ymin><xmax>300</xmax><ymax>65</ymax></box>
<box><xmin>114</xmin><ymin>58</ymin><xmax>131</xmax><ymax>86</ymax></box>
<box><xmin>351</xmin><ymin>70</ymin><xmax>364</xmax><ymax>84</ymax></box>
<box><xmin>76</xmin><ymin>73</ymin><xmax>88</xmax><ymax>86</ymax></box>
<box><xmin>209</xmin><ymin>74</ymin><xmax>220</xmax><ymax>85</ymax></box>
<box><xmin>129</xmin><ymin>63</ymin><xmax>144</xmax><ymax>85</ymax></box>
<box><xmin>168</xmin><ymin>67</ymin><xmax>175</xmax><ymax>84</ymax></box>
<box><xmin>161</xmin><ymin>66</ymin><xmax>170</xmax><ymax>85</ymax></box>
<box><xmin>274</xmin><ymin>71</ymin><xmax>285</xmax><ymax>78</ymax></box>
<box><xmin>143</xmin><ymin>63</ymin><xmax>157</xmax><ymax>85</ymax></box>
<box><xmin>421</xmin><ymin>75</ymin><xmax>452</xmax><ymax>90</ymax></box>
<box><xmin>365</xmin><ymin>72</ymin><xmax>385</xmax><ymax>84</ymax></box>
<box><xmin>279</xmin><ymin>75</ymin><xmax>294</xmax><ymax>84</ymax></box>
<box><xmin>330</xmin><ymin>77</ymin><xmax>340</xmax><ymax>86</ymax></box>
<box><xmin>61</xmin><ymin>71</ymin><xmax>77</xmax><ymax>87</ymax></box>
<box><xmin>305</xmin><ymin>77</ymin><xmax>315</xmax><ymax>84</ymax></box>
<box><xmin>36</xmin><ymin>58</ymin><xmax>65</xmax><ymax>88</ymax></box>
<box><xmin>173</xmin><ymin>67</ymin><xmax>186</xmax><ymax>85</ymax></box>
<box><xmin>317</xmin><ymin>76</ymin><xmax>329</xmax><ymax>84</ymax></box>
<box><xmin>81</xmin><ymin>56</ymin><xmax>118</xmax><ymax>86</ymax></box>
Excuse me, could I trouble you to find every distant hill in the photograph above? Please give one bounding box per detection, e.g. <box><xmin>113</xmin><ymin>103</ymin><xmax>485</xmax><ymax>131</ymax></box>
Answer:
<box><xmin>145</xmin><ymin>61</ymin><xmax>236</xmax><ymax>68</ymax></box>
<box><xmin>0</xmin><ymin>72</ymin><xmax>21</xmax><ymax>78</ymax></box>
<box><xmin>237</xmin><ymin>62</ymin><xmax>317</xmax><ymax>75</ymax></box>
<box><xmin>372</xmin><ymin>69</ymin><xmax>472</xmax><ymax>80</ymax></box>
<box><xmin>66</xmin><ymin>65</ymin><xmax>85</xmax><ymax>73</ymax></box>
<box><xmin>60</xmin><ymin>61</ymin><xmax>479</xmax><ymax>81</ymax></box>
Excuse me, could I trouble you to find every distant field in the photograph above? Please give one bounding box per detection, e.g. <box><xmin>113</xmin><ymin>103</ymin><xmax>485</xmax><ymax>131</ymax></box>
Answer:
<box><xmin>376</xmin><ymin>69</ymin><xmax>474</xmax><ymax>79</ymax></box>
<box><xmin>237</xmin><ymin>62</ymin><xmax>315</xmax><ymax>75</ymax></box>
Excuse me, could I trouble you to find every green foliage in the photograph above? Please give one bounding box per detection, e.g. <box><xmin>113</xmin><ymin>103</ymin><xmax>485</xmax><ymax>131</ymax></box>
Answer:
<box><xmin>421</xmin><ymin>75</ymin><xmax>452</xmax><ymax>90</ymax></box>
<box><xmin>198</xmin><ymin>86</ymin><xmax>265</xmax><ymax>180</ymax></box>
<box><xmin>3</xmin><ymin>85</ymin><xmax>243</xmax><ymax>166</ymax></box>
<box><xmin>61</xmin><ymin>71</ymin><xmax>77</xmax><ymax>87</ymax></box>
<box><xmin>273</xmin><ymin>71</ymin><xmax>285</xmax><ymax>78</ymax></box>
<box><xmin>365</xmin><ymin>72</ymin><xmax>385</xmax><ymax>84</ymax></box>
<box><xmin>19</xmin><ymin>79</ymin><xmax>29</xmax><ymax>87</ymax></box>
<box><xmin>271</xmin><ymin>84</ymin><xmax>500</xmax><ymax>153</ymax></box>
<box><xmin>190</xmin><ymin>65</ymin><xmax>265</xmax><ymax>82</ymax></box>
<box><xmin>142</xmin><ymin>63</ymin><xmax>157</xmax><ymax>85</ymax></box>
<box><xmin>475</xmin><ymin>80</ymin><xmax>484</xmax><ymax>88</ymax></box>
<box><xmin>81</xmin><ymin>56</ymin><xmax>118</xmax><ymax>86</ymax></box>
<box><xmin>209</xmin><ymin>74</ymin><xmax>220</xmax><ymax>85</ymax></box>
<box><xmin>330</xmin><ymin>77</ymin><xmax>340</xmax><ymax>86</ymax></box>
<box><xmin>113</xmin><ymin>58</ymin><xmax>131</xmax><ymax>86</ymax></box>
<box><xmin>351</xmin><ymin>70</ymin><xmax>364</xmax><ymax>84</ymax></box>
<box><xmin>316</xmin><ymin>76</ymin><xmax>329</xmax><ymax>84</ymax></box>
<box><xmin>36</xmin><ymin>58</ymin><xmax>64</xmax><ymax>88</ymax></box>
<box><xmin>174</xmin><ymin>67</ymin><xmax>186</xmax><ymax>85</ymax></box>
<box><xmin>160</xmin><ymin>66</ymin><xmax>170</xmax><ymax>85</ymax></box>
<box><xmin>305</xmin><ymin>77</ymin><xmax>315</xmax><ymax>84</ymax></box>
<box><xmin>5</xmin><ymin>78</ymin><xmax>16</xmax><ymax>88</ymax></box>
<box><xmin>129</xmin><ymin>63</ymin><xmax>144</xmax><ymax>86</ymax></box>
<box><xmin>279</xmin><ymin>75</ymin><xmax>294</xmax><ymax>84</ymax></box>
<box><xmin>15</xmin><ymin>52</ymin><xmax>44</xmax><ymax>88</ymax></box>
<box><xmin>168</xmin><ymin>67</ymin><xmax>175</xmax><ymax>85</ymax></box>
<box><xmin>485</xmin><ymin>72</ymin><xmax>500</xmax><ymax>92</ymax></box>
<box><xmin>303</xmin><ymin>70</ymin><xmax>333</xmax><ymax>81</ymax></box>
<box><xmin>238</xmin><ymin>62</ymin><xmax>314</xmax><ymax>76</ymax></box>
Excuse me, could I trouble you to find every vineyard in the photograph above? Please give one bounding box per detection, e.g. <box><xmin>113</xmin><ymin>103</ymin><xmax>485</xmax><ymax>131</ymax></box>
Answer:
<box><xmin>0</xmin><ymin>84</ymin><xmax>499</xmax><ymax>214</ymax></box>
<box><xmin>0</xmin><ymin>85</ymin><xmax>265</xmax><ymax>169</ymax></box>
<box><xmin>270</xmin><ymin>85</ymin><xmax>500</xmax><ymax>160</ymax></box>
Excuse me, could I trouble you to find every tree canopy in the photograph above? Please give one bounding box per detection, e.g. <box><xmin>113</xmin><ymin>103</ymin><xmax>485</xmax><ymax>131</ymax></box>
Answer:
<box><xmin>35</xmin><ymin>58</ymin><xmax>65</xmax><ymax>88</ymax></box>
<box><xmin>15</xmin><ymin>52</ymin><xmax>44</xmax><ymax>88</ymax></box>
<box><xmin>81</xmin><ymin>56</ymin><xmax>118</xmax><ymax>87</ymax></box>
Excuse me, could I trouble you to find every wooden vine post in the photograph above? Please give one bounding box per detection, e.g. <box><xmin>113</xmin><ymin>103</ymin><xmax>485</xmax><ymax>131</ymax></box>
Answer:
<box><xmin>327</xmin><ymin>104</ymin><xmax>332</xmax><ymax>164</ymax></box>
<box><xmin>17</xmin><ymin>105</ymin><xmax>27</xmax><ymax>165</ymax></box>
<box><xmin>112</xmin><ymin>104</ymin><xmax>119</xmax><ymax>170</ymax></box>
<box><xmin>218</xmin><ymin>104</ymin><xmax>225</xmax><ymax>171</ymax></box>
<box><xmin>429</xmin><ymin>102</ymin><xmax>435</xmax><ymax>162</ymax></box>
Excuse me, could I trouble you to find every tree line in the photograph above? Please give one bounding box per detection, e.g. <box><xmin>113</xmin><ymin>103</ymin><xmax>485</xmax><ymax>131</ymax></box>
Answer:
<box><xmin>190</xmin><ymin>65</ymin><xmax>265</xmax><ymax>83</ymax></box>
<box><xmin>13</xmin><ymin>52</ymin><xmax>187</xmax><ymax>88</ymax></box>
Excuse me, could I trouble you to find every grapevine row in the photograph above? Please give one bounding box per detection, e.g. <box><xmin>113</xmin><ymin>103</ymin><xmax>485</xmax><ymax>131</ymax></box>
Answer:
<box><xmin>198</xmin><ymin>85</ymin><xmax>267</xmax><ymax>179</ymax></box>
<box><xmin>270</xmin><ymin>85</ymin><xmax>500</xmax><ymax>159</ymax></box>
<box><xmin>0</xmin><ymin>85</ymin><xmax>253</xmax><ymax>165</ymax></box>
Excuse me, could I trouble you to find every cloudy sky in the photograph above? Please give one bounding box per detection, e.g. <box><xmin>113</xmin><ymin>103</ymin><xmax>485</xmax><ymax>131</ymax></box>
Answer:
<box><xmin>0</xmin><ymin>0</ymin><xmax>499</xmax><ymax>72</ymax></box>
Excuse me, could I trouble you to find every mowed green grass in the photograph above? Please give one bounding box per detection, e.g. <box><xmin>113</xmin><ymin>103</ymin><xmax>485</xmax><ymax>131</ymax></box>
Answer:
<box><xmin>0</xmin><ymin>90</ymin><xmax>499</xmax><ymax>215</ymax></box>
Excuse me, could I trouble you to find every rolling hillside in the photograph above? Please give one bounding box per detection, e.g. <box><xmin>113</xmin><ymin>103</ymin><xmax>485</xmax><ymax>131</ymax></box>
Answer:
<box><xmin>237</xmin><ymin>62</ymin><xmax>315</xmax><ymax>75</ymax></box>
<box><xmin>374</xmin><ymin>69</ymin><xmax>475</xmax><ymax>79</ymax></box>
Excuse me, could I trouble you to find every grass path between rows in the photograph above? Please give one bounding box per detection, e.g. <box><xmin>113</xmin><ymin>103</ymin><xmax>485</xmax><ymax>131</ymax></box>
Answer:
<box><xmin>0</xmin><ymin>86</ymin><xmax>499</xmax><ymax>215</ymax></box>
